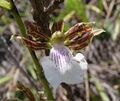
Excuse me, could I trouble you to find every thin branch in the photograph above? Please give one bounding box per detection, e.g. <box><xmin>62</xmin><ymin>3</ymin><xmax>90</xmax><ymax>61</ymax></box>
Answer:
<box><xmin>44</xmin><ymin>0</ymin><xmax>64</xmax><ymax>14</ymax></box>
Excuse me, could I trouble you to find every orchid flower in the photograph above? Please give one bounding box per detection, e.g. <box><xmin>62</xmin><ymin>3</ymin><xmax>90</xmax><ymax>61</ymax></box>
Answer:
<box><xmin>14</xmin><ymin>20</ymin><xmax>104</xmax><ymax>90</ymax></box>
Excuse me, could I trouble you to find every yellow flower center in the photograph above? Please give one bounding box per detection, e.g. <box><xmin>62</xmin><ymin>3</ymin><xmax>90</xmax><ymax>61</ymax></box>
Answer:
<box><xmin>50</xmin><ymin>31</ymin><xmax>65</xmax><ymax>44</ymax></box>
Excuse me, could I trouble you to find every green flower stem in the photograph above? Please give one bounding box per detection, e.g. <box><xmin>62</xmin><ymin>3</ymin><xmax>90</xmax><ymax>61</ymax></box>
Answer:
<box><xmin>8</xmin><ymin>0</ymin><xmax>54</xmax><ymax>100</ymax></box>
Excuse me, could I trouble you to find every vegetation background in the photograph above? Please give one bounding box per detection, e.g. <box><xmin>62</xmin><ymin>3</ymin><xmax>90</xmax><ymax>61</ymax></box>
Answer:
<box><xmin>0</xmin><ymin>0</ymin><xmax>120</xmax><ymax>101</ymax></box>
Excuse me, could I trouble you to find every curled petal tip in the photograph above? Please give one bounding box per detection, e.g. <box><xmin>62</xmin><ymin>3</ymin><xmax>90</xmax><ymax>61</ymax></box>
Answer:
<box><xmin>92</xmin><ymin>29</ymin><xmax>105</xmax><ymax>36</ymax></box>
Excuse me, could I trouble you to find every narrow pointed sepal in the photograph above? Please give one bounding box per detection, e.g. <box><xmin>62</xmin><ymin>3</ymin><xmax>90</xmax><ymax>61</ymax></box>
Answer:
<box><xmin>12</xmin><ymin>34</ymin><xmax>50</xmax><ymax>50</ymax></box>
<box><xmin>51</xmin><ymin>20</ymin><xmax>64</xmax><ymax>33</ymax></box>
<box><xmin>22</xmin><ymin>37</ymin><xmax>50</xmax><ymax>50</ymax></box>
<box><xmin>92</xmin><ymin>29</ymin><xmax>105</xmax><ymax>36</ymax></box>
<box><xmin>64</xmin><ymin>22</ymin><xmax>104</xmax><ymax>51</ymax></box>
<box><xmin>69</xmin><ymin>32</ymin><xmax>93</xmax><ymax>45</ymax></box>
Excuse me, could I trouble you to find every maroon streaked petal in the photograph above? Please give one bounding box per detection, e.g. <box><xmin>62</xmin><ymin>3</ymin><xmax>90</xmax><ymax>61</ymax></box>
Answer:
<box><xmin>27</xmin><ymin>31</ymin><xmax>49</xmax><ymax>40</ymax></box>
<box><xmin>64</xmin><ymin>23</ymin><xmax>92</xmax><ymax>39</ymax></box>
<box><xmin>51</xmin><ymin>20</ymin><xmax>64</xmax><ymax>33</ymax></box>
<box><xmin>24</xmin><ymin>20</ymin><xmax>40</xmax><ymax>32</ymax></box>
<box><xmin>69</xmin><ymin>41</ymin><xmax>89</xmax><ymax>50</ymax></box>
<box><xmin>68</xmin><ymin>29</ymin><xmax>104</xmax><ymax>51</ymax></box>
<box><xmin>24</xmin><ymin>20</ymin><xmax>49</xmax><ymax>40</ymax></box>
<box><xmin>21</xmin><ymin>37</ymin><xmax>50</xmax><ymax>49</ymax></box>
<box><xmin>73</xmin><ymin>43</ymin><xmax>88</xmax><ymax>50</ymax></box>
<box><xmin>70</xmin><ymin>33</ymin><xmax>93</xmax><ymax>45</ymax></box>
<box><xmin>66</xmin><ymin>27</ymin><xmax>92</xmax><ymax>40</ymax></box>
<box><xmin>65</xmin><ymin>23</ymin><xmax>84</xmax><ymax>36</ymax></box>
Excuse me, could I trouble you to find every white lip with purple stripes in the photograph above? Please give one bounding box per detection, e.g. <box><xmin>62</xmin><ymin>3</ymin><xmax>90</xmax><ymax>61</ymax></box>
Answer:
<box><xmin>50</xmin><ymin>43</ymin><xmax>73</xmax><ymax>74</ymax></box>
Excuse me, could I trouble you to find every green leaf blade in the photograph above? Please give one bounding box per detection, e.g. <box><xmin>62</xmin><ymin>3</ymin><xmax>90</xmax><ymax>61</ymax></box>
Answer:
<box><xmin>0</xmin><ymin>0</ymin><xmax>12</xmax><ymax>10</ymax></box>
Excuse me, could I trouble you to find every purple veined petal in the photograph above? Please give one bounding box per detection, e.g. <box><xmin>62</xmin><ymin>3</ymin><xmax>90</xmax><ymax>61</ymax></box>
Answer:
<box><xmin>50</xmin><ymin>45</ymin><xmax>73</xmax><ymax>74</ymax></box>
<box><xmin>50</xmin><ymin>48</ymin><xmax>58</xmax><ymax>69</ymax></box>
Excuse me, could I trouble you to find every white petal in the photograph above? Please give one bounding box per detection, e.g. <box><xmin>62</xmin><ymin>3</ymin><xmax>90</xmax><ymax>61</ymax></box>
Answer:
<box><xmin>74</xmin><ymin>53</ymin><xmax>88</xmax><ymax>70</ymax></box>
<box><xmin>40</xmin><ymin>56</ymin><xmax>61</xmax><ymax>90</ymax></box>
<box><xmin>61</xmin><ymin>60</ymin><xmax>85</xmax><ymax>84</ymax></box>
<box><xmin>40</xmin><ymin>55</ymin><xmax>87</xmax><ymax>90</ymax></box>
